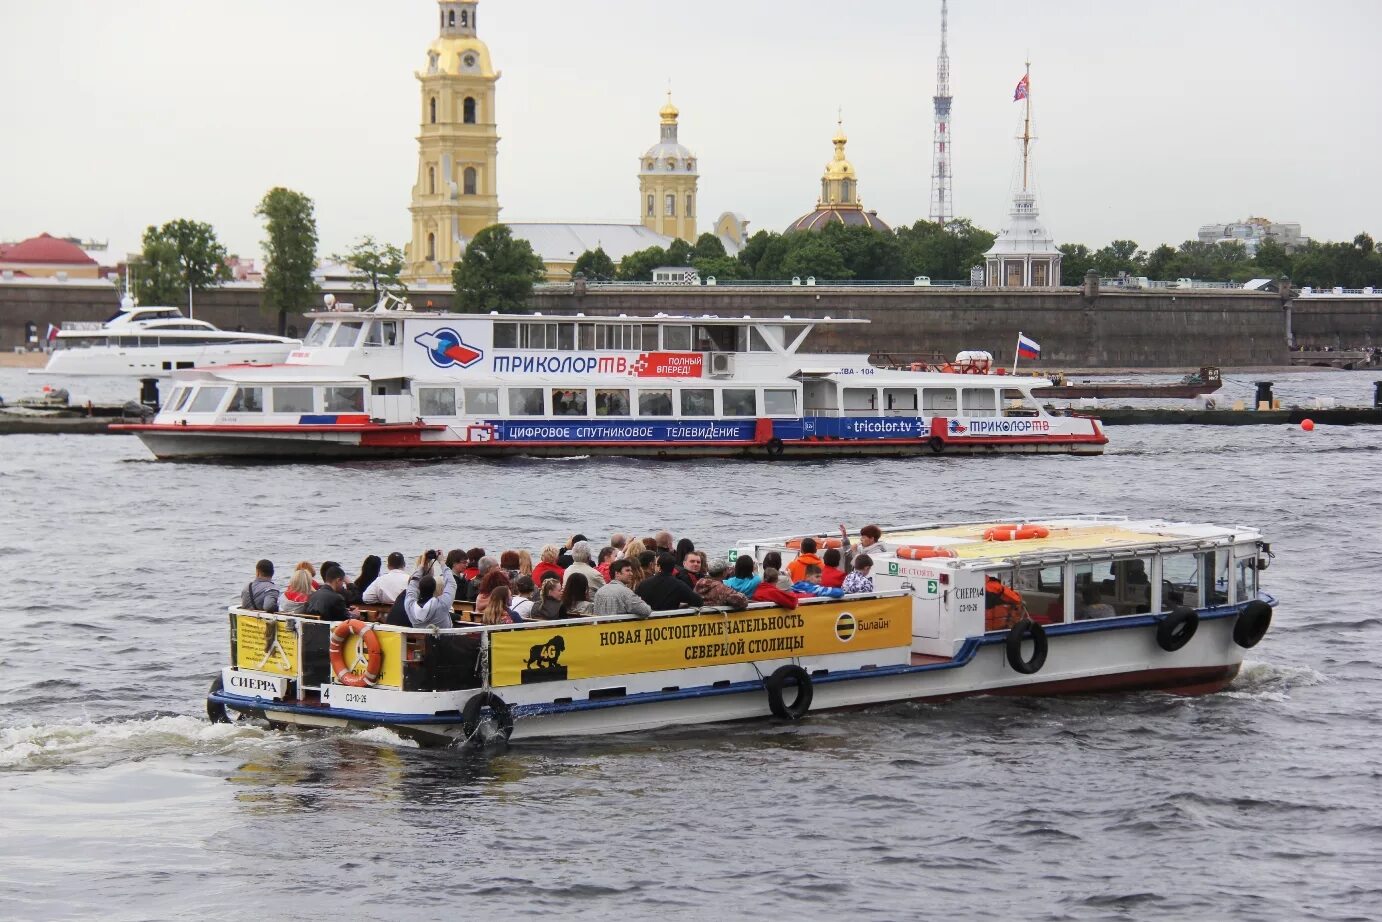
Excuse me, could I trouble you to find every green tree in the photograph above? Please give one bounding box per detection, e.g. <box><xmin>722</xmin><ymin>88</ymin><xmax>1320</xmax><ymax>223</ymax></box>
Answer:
<box><xmin>131</xmin><ymin>235</ymin><xmax>184</xmax><ymax>307</ymax></box>
<box><xmin>781</xmin><ymin>236</ymin><xmax>851</xmax><ymax>280</ymax></box>
<box><xmin>1251</xmin><ymin>238</ymin><xmax>1293</xmax><ymax>280</ymax></box>
<box><xmin>1092</xmin><ymin>239</ymin><xmax>1142</xmax><ymax>277</ymax></box>
<box><xmin>665</xmin><ymin>237</ymin><xmax>693</xmax><ymax>266</ymax></box>
<box><xmin>692</xmin><ymin>232</ymin><xmax>727</xmax><ymax>260</ymax></box>
<box><xmin>135</xmin><ymin>220</ymin><xmax>231</xmax><ymax>313</ymax></box>
<box><xmin>1056</xmin><ymin>243</ymin><xmax>1094</xmax><ymax>285</ymax></box>
<box><xmin>336</xmin><ymin>236</ymin><xmax>406</xmax><ymax>300</ymax></box>
<box><xmin>614</xmin><ymin>245</ymin><xmax>668</xmax><ymax>281</ymax></box>
<box><xmin>451</xmin><ymin>224</ymin><xmax>545</xmax><ymax>313</ymax></box>
<box><xmin>1142</xmin><ymin>244</ymin><xmax>1177</xmax><ymax>281</ymax></box>
<box><xmin>690</xmin><ymin>255</ymin><xmax>746</xmax><ymax>281</ymax></box>
<box><xmin>572</xmin><ymin>247</ymin><xmax>616</xmax><ymax>281</ymax></box>
<box><xmin>750</xmin><ymin>233</ymin><xmax>794</xmax><ymax>280</ymax></box>
<box><xmin>735</xmin><ymin>230</ymin><xmax>777</xmax><ymax>276</ymax></box>
<box><xmin>819</xmin><ymin>222</ymin><xmax>907</xmax><ymax>280</ymax></box>
<box><xmin>898</xmin><ymin>218</ymin><xmax>995</xmax><ymax>280</ymax></box>
<box><xmin>255</xmin><ymin>187</ymin><xmax>319</xmax><ymax>331</ymax></box>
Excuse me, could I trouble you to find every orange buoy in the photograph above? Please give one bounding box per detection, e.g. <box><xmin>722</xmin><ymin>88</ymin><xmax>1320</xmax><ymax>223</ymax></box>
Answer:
<box><xmin>896</xmin><ymin>545</ymin><xmax>959</xmax><ymax>560</ymax></box>
<box><xmin>1300</xmin><ymin>419</ymin><xmax>1315</xmax><ymax>432</ymax></box>
<box><xmin>329</xmin><ymin>619</ymin><xmax>383</xmax><ymax>688</ymax></box>
<box><xmin>983</xmin><ymin>524</ymin><xmax>1051</xmax><ymax>542</ymax></box>
<box><xmin>786</xmin><ymin>536</ymin><xmax>843</xmax><ymax>550</ymax></box>
<box><xmin>983</xmin><ymin>525</ymin><xmax>1019</xmax><ymax>541</ymax></box>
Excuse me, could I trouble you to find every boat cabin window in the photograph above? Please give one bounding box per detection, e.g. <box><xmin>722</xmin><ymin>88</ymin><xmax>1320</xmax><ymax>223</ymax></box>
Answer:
<box><xmin>578</xmin><ymin>323</ymin><xmax>596</xmax><ymax>350</ymax></box>
<box><xmin>330</xmin><ymin>322</ymin><xmax>363</xmax><ymax>348</ymax></box>
<box><xmin>749</xmin><ymin>325</ymin><xmax>782</xmax><ymax>352</ymax></box>
<box><xmin>493</xmin><ymin>323</ymin><xmax>517</xmax><ymax>348</ymax></box>
<box><xmin>639</xmin><ymin>389</ymin><xmax>674</xmax><ymax>416</ymax></box>
<box><xmin>681</xmin><ymin>388</ymin><xmax>714</xmax><ymax>416</ymax></box>
<box><xmin>883</xmin><ymin>387</ymin><xmax>918</xmax><ymax>414</ymax></box>
<box><xmin>844</xmin><ymin>387</ymin><xmax>877</xmax><ymax>412</ymax></box>
<box><xmin>168</xmin><ymin>387</ymin><xmax>192</xmax><ymax>412</ymax></box>
<box><xmin>465</xmin><ymin>387</ymin><xmax>499</xmax><ymax>415</ymax></box>
<box><xmin>556</xmin><ymin>324</ymin><xmax>576</xmax><ymax>351</ymax></box>
<box><xmin>662</xmin><ymin>325</ymin><xmax>692</xmax><ymax>351</ymax></box>
<box><xmin>1013</xmin><ymin>564</ymin><xmax>1065</xmax><ymax>623</ymax></box>
<box><xmin>552</xmin><ymin>388</ymin><xmax>588</xmax><ymax>416</ymax></box>
<box><xmin>324</xmin><ymin>387</ymin><xmax>365</xmax><ymax>413</ymax></box>
<box><xmin>272</xmin><ymin>386</ymin><xmax>315</xmax><ymax>414</ymax></box>
<box><xmin>363</xmin><ymin>321</ymin><xmax>398</xmax><ymax>347</ymax></box>
<box><xmin>695</xmin><ymin>325</ymin><xmax>742</xmax><ymax>353</ymax></box>
<box><xmin>722</xmin><ymin>388</ymin><xmax>757</xmax><ymax>417</ymax></box>
<box><xmin>227</xmin><ymin>387</ymin><xmax>264</xmax><ymax>413</ymax></box>
<box><xmin>418</xmin><ymin>387</ymin><xmax>457</xmax><ymax>417</ymax></box>
<box><xmin>962</xmin><ymin>388</ymin><xmax>998</xmax><ymax>417</ymax></box>
<box><xmin>922</xmin><ymin>388</ymin><xmax>958</xmax><ymax>414</ymax></box>
<box><xmin>1074</xmin><ymin>557</ymin><xmax>1152</xmax><ymax>618</ymax></box>
<box><xmin>521</xmin><ymin>323</ymin><xmax>557</xmax><ymax>350</ymax></box>
<box><xmin>188</xmin><ymin>386</ymin><xmax>229</xmax><ymax>414</ymax></box>
<box><xmin>303</xmin><ymin>322</ymin><xmax>333</xmax><ymax>347</ymax></box>
<box><xmin>1002</xmin><ymin>387</ymin><xmax>1041</xmax><ymax>417</ymax></box>
<box><xmin>1160</xmin><ymin>551</ymin><xmax>1203</xmax><ymax>610</ymax></box>
<box><xmin>1235</xmin><ymin>554</ymin><xmax>1257</xmax><ymax>603</ymax></box>
<box><xmin>508</xmin><ymin>387</ymin><xmax>544</xmax><ymax>416</ymax></box>
<box><xmin>596</xmin><ymin>388</ymin><xmax>631</xmax><ymax>416</ymax></box>
<box><xmin>594</xmin><ymin>323</ymin><xmax>657</xmax><ymax>351</ymax></box>
<box><xmin>764</xmin><ymin>388</ymin><xmax>797</xmax><ymax>416</ymax></box>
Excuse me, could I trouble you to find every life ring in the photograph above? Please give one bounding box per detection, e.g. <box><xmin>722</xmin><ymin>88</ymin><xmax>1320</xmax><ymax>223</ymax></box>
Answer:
<box><xmin>928</xmin><ymin>435</ymin><xmax>945</xmax><ymax>454</ymax></box>
<box><xmin>984</xmin><ymin>524</ymin><xmax>1051</xmax><ymax>541</ymax></box>
<box><xmin>207</xmin><ymin>675</ymin><xmax>230</xmax><ymax>724</ymax></box>
<box><xmin>329</xmin><ymin>619</ymin><xmax>383</xmax><ymax>688</ymax></box>
<box><xmin>1005</xmin><ymin>618</ymin><xmax>1048</xmax><ymax>674</ymax></box>
<box><xmin>1156</xmin><ymin>605</ymin><xmax>1199</xmax><ymax>652</ymax></box>
<box><xmin>765</xmin><ymin>664</ymin><xmax>813</xmax><ymax>719</ymax></box>
<box><xmin>462</xmin><ymin>691</ymin><xmax>515</xmax><ymax>741</ymax></box>
<box><xmin>1233</xmin><ymin>600</ymin><xmax>1273</xmax><ymax>649</ymax></box>
<box><xmin>766</xmin><ymin>437</ymin><xmax>785</xmax><ymax>459</ymax></box>
<box><xmin>896</xmin><ymin>545</ymin><xmax>958</xmax><ymax>560</ymax></box>
<box><xmin>786</xmin><ymin>536</ymin><xmax>843</xmax><ymax>551</ymax></box>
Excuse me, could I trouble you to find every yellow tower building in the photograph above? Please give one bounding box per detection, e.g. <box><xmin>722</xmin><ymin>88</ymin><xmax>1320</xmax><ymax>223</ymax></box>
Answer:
<box><xmin>405</xmin><ymin>0</ymin><xmax>501</xmax><ymax>283</ymax></box>
<box><xmin>638</xmin><ymin>94</ymin><xmax>699</xmax><ymax>243</ymax></box>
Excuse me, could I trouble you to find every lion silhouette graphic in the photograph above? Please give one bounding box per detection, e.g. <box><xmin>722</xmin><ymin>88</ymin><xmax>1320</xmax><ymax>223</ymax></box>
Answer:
<box><xmin>524</xmin><ymin>636</ymin><xmax>566</xmax><ymax>672</ymax></box>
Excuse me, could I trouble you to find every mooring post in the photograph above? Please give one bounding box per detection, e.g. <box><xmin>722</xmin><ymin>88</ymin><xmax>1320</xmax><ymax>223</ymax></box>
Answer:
<box><xmin>1254</xmin><ymin>381</ymin><xmax>1275</xmax><ymax>411</ymax></box>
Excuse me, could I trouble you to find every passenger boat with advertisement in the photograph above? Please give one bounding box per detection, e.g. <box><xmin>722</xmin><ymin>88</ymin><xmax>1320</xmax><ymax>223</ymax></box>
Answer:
<box><xmin>207</xmin><ymin>516</ymin><xmax>1274</xmax><ymax>745</ymax></box>
<box><xmin>115</xmin><ymin>295</ymin><xmax>1106</xmax><ymax>460</ymax></box>
<box><xmin>38</xmin><ymin>296</ymin><xmax>300</xmax><ymax>377</ymax></box>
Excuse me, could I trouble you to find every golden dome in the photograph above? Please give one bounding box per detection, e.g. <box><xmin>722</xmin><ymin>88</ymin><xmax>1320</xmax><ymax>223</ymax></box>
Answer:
<box><xmin>823</xmin><ymin>121</ymin><xmax>855</xmax><ymax>180</ymax></box>
<box><xmin>423</xmin><ymin>35</ymin><xmax>496</xmax><ymax>78</ymax></box>
<box><xmin>659</xmin><ymin>91</ymin><xmax>680</xmax><ymax>124</ymax></box>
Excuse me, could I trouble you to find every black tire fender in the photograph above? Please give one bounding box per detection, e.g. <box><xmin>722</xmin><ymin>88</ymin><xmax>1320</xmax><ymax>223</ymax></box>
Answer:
<box><xmin>207</xmin><ymin>675</ymin><xmax>230</xmax><ymax>724</ymax></box>
<box><xmin>1005</xmin><ymin>618</ymin><xmax>1048</xmax><ymax>674</ymax></box>
<box><xmin>1233</xmin><ymin>600</ymin><xmax>1273</xmax><ymax>649</ymax></box>
<box><xmin>765</xmin><ymin>664</ymin><xmax>813</xmax><ymax>719</ymax></box>
<box><xmin>1157</xmin><ymin>606</ymin><xmax>1200</xmax><ymax>652</ymax></box>
<box><xmin>928</xmin><ymin>435</ymin><xmax>945</xmax><ymax>454</ymax></box>
<box><xmin>766</xmin><ymin>437</ymin><xmax>785</xmax><ymax>459</ymax></box>
<box><xmin>462</xmin><ymin>691</ymin><xmax>514</xmax><ymax>741</ymax></box>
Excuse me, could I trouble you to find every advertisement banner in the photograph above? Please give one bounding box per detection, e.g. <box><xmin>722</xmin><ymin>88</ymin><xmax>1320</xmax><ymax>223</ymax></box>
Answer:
<box><xmin>491</xmin><ymin>420</ymin><xmax>755</xmax><ymax>443</ymax></box>
<box><xmin>488</xmin><ymin>596</ymin><xmax>911</xmax><ymax>688</ymax></box>
<box><xmin>234</xmin><ymin>614</ymin><xmax>299</xmax><ymax>678</ymax></box>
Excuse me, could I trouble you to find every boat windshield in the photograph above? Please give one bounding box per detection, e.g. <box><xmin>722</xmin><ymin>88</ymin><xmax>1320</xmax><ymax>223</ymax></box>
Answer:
<box><xmin>303</xmin><ymin>322</ymin><xmax>332</xmax><ymax>346</ymax></box>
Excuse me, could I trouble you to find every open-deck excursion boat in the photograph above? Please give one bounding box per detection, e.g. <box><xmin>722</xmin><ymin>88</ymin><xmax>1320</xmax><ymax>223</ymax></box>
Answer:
<box><xmin>39</xmin><ymin>298</ymin><xmax>299</xmax><ymax>377</ymax></box>
<box><xmin>207</xmin><ymin>517</ymin><xmax>1274</xmax><ymax>745</ymax></box>
<box><xmin>116</xmin><ymin>297</ymin><xmax>1106</xmax><ymax>460</ymax></box>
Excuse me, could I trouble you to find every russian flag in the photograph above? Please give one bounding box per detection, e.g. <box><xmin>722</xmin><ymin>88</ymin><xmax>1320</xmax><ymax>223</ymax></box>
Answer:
<box><xmin>45</xmin><ymin>323</ymin><xmax>59</xmax><ymax>343</ymax></box>
<box><xmin>1017</xmin><ymin>333</ymin><xmax>1041</xmax><ymax>360</ymax></box>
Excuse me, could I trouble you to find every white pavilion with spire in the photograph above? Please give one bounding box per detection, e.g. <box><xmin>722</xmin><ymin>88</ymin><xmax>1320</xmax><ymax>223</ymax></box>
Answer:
<box><xmin>984</xmin><ymin>63</ymin><xmax>1062</xmax><ymax>288</ymax></box>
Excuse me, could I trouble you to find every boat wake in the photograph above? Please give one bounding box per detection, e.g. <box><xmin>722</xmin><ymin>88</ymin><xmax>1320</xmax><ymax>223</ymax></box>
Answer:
<box><xmin>1221</xmin><ymin>660</ymin><xmax>1326</xmax><ymax>701</ymax></box>
<box><xmin>0</xmin><ymin>714</ymin><xmax>281</xmax><ymax>772</ymax></box>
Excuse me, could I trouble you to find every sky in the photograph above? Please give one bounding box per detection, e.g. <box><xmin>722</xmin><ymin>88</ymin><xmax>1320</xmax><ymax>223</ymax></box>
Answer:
<box><xmin>2</xmin><ymin>0</ymin><xmax>1379</xmax><ymax>262</ymax></box>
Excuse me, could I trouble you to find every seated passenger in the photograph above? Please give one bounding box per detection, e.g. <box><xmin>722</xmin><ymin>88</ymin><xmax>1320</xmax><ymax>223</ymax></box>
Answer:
<box><xmin>761</xmin><ymin>552</ymin><xmax>793</xmax><ymax>589</ymax></box>
<box><xmin>1076</xmin><ymin>584</ymin><xmax>1116</xmax><ymax>620</ymax></box>
<box><xmin>280</xmin><ymin>568</ymin><xmax>313</xmax><ymax>614</ymax></box>
<box><xmin>404</xmin><ymin>561</ymin><xmax>458</xmax><ymax>630</ymax></box>
<box><xmin>351</xmin><ymin>555</ymin><xmax>381</xmax><ymax>604</ymax></box>
<box><xmin>241</xmin><ymin>559</ymin><xmax>279</xmax><ymax>612</ymax></box>
<box><xmin>840</xmin><ymin>523</ymin><xmax>885</xmax><ymax>571</ymax></box>
<box><xmin>510</xmin><ymin>575</ymin><xmax>537</xmax><ymax>619</ymax></box>
<box><xmin>306</xmin><ymin>562</ymin><xmax>357</xmax><ymax>623</ymax></box>
<box><xmin>983</xmin><ymin>574</ymin><xmax>1025</xmax><ymax>631</ymax></box>
<box><xmin>694</xmin><ymin>559</ymin><xmax>749</xmax><ymax>611</ymax></box>
<box><xmin>463</xmin><ymin>548</ymin><xmax>485</xmax><ymax>582</ymax></box>
<box><xmin>294</xmin><ymin>560</ymin><xmax>321</xmax><ymax>590</ymax></box>
<box><xmin>563</xmin><ymin>541</ymin><xmax>606</xmax><ymax>592</ymax></box>
<box><xmin>786</xmin><ymin>538</ymin><xmax>824</xmax><ymax>585</ymax></box>
<box><xmin>675</xmin><ymin>550</ymin><xmax>705</xmax><ymax>591</ymax></box>
<box><xmin>593</xmin><ymin>560</ymin><xmax>654</xmax><ymax>618</ymax></box>
<box><xmin>636</xmin><ymin>553</ymin><xmax>704</xmax><ymax>612</ymax></box>
<box><xmin>532</xmin><ymin>544</ymin><xmax>566</xmax><ymax>586</ymax></box>
<box><xmin>841</xmin><ymin>554</ymin><xmax>875</xmax><ymax>594</ymax></box>
<box><xmin>752</xmin><ymin>568</ymin><xmax>799</xmax><ymax>609</ymax></box>
<box><xmin>560</xmin><ymin>572</ymin><xmax>595</xmax><ymax>618</ymax></box>
<box><xmin>479</xmin><ymin>586</ymin><xmax>521</xmax><ymax>625</ymax></box>
<box><xmin>820</xmin><ymin>548</ymin><xmax>847</xmax><ymax>589</ymax></box>
<box><xmin>475</xmin><ymin>567</ymin><xmax>511</xmax><ymax>611</ymax></box>
<box><xmin>793</xmin><ymin>564</ymin><xmax>845</xmax><ymax>599</ymax></box>
<box><xmin>362</xmin><ymin>552</ymin><xmax>410</xmax><ymax>605</ymax></box>
<box><xmin>531</xmin><ymin>578</ymin><xmax>564</xmax><ymax>620</ymax></box>
<box><xmin>499</xmin><ymin>550</ymin><xmax>521</xmax><ymax>577</ymax></box>
<box><xmin>558</xmin><ymin>534</ymin><xmax>586</xmax><ymax>569</ymax></box>
<box><xmin>596</xmin><ymin>545</ymin><xmax>616</xmax><ymax>582</ymax></box>
<box><xmin>725</xmin><ymin>555</ymin><xmax>763</xmax><ymax>597</ymax></box>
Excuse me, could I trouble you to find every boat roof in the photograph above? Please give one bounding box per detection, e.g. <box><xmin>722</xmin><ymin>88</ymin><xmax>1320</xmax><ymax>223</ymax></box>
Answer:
<box><xmin>303</xmin><ymin>308</ymin><xmax>870</xmax><ymax>327</ymax></box>
<box><xmin>748</xmin><ymin>516</ymin><xmax>1262</xmax><ymax>569</ymax></box>
<box><xmin>168</xmin><ymin>365</ymin><xmax>366</xmax><ymax>384</ymax></box>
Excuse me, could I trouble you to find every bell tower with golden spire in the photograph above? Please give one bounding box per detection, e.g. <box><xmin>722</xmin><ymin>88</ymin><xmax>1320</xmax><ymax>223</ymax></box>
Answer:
<box><xmin>404</xmin><ymin>0</ymin><xmax>501</xmax><ymax>283</ymax></box>
<box><xmin>638</xmin><ymin>91</ymin><xmax>699</xmax><ymax>242</ymax></box>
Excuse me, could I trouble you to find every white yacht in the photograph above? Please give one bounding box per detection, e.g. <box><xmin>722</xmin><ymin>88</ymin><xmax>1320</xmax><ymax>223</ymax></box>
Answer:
<box><xmin>38</xmin><ymin>297</ymin><xmax>299</xmax><ymax>377</ymax></box>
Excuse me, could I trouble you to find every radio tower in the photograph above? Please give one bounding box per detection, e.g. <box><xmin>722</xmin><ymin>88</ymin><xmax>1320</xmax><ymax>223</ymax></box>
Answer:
<box><xmin>928</xmin><ymin>0</ymin><xmax>954</xmax><ymax>225</ymax></box>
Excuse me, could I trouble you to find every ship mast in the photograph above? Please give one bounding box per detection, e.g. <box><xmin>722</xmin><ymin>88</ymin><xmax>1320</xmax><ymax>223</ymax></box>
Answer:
<box><xmin>1020</xmin><ymin>60</ymin><xmax>1032</xmax><ymax>193</ymax></box>
<box><xmin>928</xmin><ymin>0</ymin><xmax>954</xmax><ymax>224</ymax></box>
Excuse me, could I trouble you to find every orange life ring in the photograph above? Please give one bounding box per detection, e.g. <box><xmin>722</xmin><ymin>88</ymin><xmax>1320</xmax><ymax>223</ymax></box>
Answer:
<box><xmin>896</xmin><ymin>545</ymin><xmax>959</xmax><ymax>560</ymax></box>
<box><xmin>940</xmin><ymin>364</ymin><xmax>956</xmax><ymax>374</ymax></box>
<box><xmin>983</xmin><ymin>525</ymin><xmax>1051</xmax><ymax>542</ymax></box>
<box><xmin>329</xmin><ymin>619</ymin><xmax>383</xmax><ymax>688</ymax></box>
<box><xmin>786</xmin><ymin>536</ymin><xmax>843</xmax><ymax>550</ymax></box>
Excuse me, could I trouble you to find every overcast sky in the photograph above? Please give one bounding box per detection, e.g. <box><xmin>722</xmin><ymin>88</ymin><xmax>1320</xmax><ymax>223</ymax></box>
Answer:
<box><xmin>2</xmin><ymin>0</ymin><xmax>1378</xmax><ymax>261</ymax></box>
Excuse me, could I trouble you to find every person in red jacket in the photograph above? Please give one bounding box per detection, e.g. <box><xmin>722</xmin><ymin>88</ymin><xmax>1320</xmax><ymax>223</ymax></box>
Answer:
<box><xmin>532</xmin><ymin>543</ymin><xmax>566</xmax><ymax>586</ymax></box>
<box><xmin>820</xmin><ymin>547</ymin><xmax>847</xmax><ymax>588</ymax></box>
<box><xmin>752</xmin><ymin>567</ymin><xmax>799</xmax><ymax>609</ymax></box>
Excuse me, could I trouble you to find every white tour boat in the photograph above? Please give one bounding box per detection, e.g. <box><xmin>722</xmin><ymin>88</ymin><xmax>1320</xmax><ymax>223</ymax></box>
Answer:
<box><xmin>39</xmin><ymin>297</ymin><xmax>299</xmax><ymax>377</ymax></box>
<box><xmin>118</xmin><ymin>296</ymin><xmax>1106</xmax><ymax>460</ymax></box>
<box><xmin>207</xmin><ymin>516</ymin><xmax>1274</xmax><ymax>745</ymax></box>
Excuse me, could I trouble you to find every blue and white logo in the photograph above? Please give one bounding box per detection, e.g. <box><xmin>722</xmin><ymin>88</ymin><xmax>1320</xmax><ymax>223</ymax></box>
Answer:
<box><xmin>414</xmin><ymin>328</ymin><xmax>484</xmax><ymax>369</ymax></box>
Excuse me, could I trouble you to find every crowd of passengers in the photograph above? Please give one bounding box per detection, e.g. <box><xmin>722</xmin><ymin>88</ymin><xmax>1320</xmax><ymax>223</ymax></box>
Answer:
<box><xmin>238</xmin><ymin>526</ymin><xmax>888</xmax><ymax>628</ymax></box>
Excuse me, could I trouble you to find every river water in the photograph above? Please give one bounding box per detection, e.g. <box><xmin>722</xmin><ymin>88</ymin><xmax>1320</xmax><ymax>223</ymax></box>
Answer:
<box><xmin>1</xmin><ymin>369</ymin><xmax>1380</xmax><ymax>920</ymax></box>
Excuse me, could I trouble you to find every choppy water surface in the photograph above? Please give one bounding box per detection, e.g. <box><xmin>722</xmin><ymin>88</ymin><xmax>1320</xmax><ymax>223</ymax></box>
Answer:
<box><xmin>1</xmin><ymin>370</ymin><xmax>1380</xmax><ymax>920</ymax></box>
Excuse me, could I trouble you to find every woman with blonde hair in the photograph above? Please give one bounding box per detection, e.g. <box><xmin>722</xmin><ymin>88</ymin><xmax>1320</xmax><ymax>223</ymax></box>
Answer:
<box><xmin>517</xmin><ymin>549</ymin><xmax>534</xmax><ymax>578</ymax></box>
<box><xmin>532</xmin><ymin>578</ymin><xmax>563</xmax><ymax>620</ymax></box>
<box><xmin>280</xmin><ymin>568</ymin><xmax>314</xmax><ymax>613</ymax></box>
<box><xmin>623</xmin><ymin>539</ymin><xmax>648</xmax><ymax>583</ymax></box>
<box><xmin>479</xmin><ymin>586</ymin><xmax>519</xmax><ymax>625</ymax></box>
<box><xmin>295</xmin><ymin>560</ymin><xmax>321</xmax><ymax>590</ymax></box>
<box><xmin>531</xmin><ymin>544</ymin><xmax>565</xmax><ymax>585</ymax></box>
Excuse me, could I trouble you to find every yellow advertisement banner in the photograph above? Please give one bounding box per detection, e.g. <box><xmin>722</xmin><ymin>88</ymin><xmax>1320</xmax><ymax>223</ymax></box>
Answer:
<box><xmin>490</xmin><ymin>596</ymin><xmax>911</xmax><ymax>688</ymax></box>
<box><xmin>234</xmin><ymin>614</ymin><xmax>299</xmax><ymax>678</ymax></box>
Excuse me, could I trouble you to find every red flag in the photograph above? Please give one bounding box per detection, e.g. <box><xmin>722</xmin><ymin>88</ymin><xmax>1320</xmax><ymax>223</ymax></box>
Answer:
<box><xmin>1013</xmin><ymin>74</ymin><xmax>1029</xmax><ymax>102</ymax></box>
